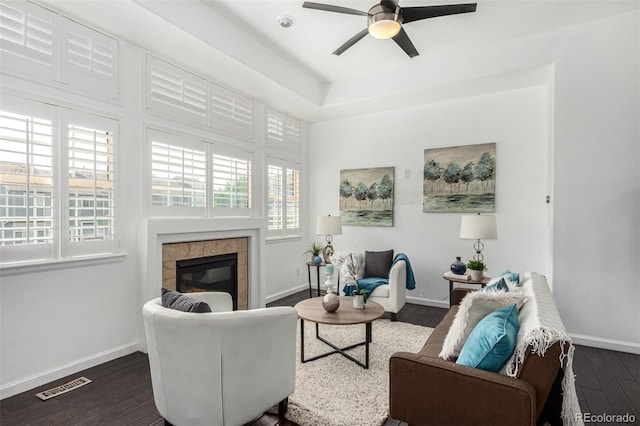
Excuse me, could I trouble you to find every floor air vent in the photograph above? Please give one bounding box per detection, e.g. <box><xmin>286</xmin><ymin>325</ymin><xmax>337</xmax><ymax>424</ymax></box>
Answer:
<box><xmin>36</xmin><ymin>377</ymin><xmax>92</xmax><ymax>400</ymax></box>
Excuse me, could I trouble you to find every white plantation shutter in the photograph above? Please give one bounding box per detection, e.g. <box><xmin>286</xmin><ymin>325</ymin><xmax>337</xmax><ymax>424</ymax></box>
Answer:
<box><xmin>285</xmin><ymin>166</ymin><xmax>300</xmax><ymax>233</ymax></box>
<box><xmin>0</xmin><ymin>1</ymin><xmax>58</xmax><ymax>80</ymax></box>
<box><xmin>284</xmin><ymin>117</ymin><xmax>301</xmax><ymax>153</ymax></box>
<box><xmin>212</xmin><ymin>150</ymin><xmax>252</xmax><ymax>216</ymax></box>
<box><xmin>146</xmin><ymin>55</ymin><xmax>208</xmax><ymax>126</ymax></box>
<box><xmin>209</xmin><ymin>82</ymin><xmax>254</xmax><ymax>140</ymax></box>
<box><xmin>267</xmin><ymin>158</ymin><xmax>300</xmax><ymax>239</ymax></box>
<box><xmin>148</xmin><ymin>129</ymin><xmax>206</xmax><ymax>216</ymax></box>
<box><xmin>64</xmin><ymin>111</ymin><xmax>117</xmax><ymax>257</ymax></box>
<box><xmin>0</xmin><ymin>95</ymin><xmax>122</xmax><ymax>264</ymax></box>
<box><xmin>265</xmin><ymin>108</ymin><xmax>301</xmax><ymax>152</ymax></box>
<box><xmin>265</xmin><ymin>108</ymin><xmax>284</xmax><ymax>148</ymax></box>
<box><xmin>62</xmin><ymin>18</ymin><xmax>119</xmax><ymax>99</ymax></box>
<box><xmin>0</xmin><ymin>97</ymin><xmax>55</xmax><ymax>262</ymax></box>
<box><xmin>267</xmin><ymin>163</ymin><xmax>283</xmax><ymax>236</ymax></box>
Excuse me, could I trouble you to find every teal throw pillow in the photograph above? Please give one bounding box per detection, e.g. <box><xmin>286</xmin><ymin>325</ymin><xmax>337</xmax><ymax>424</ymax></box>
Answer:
<box><xmin>484</xmin><ymin>277</ymin><xmax>509</xmax><ymax>292</ymax></box>
<box><xmin>456</xmin><ymin>304</ymin><xmax>519</xmax><ymax>372</ymax></box>
<box><xmin>500</xmin><ymin>269</ymin><xmax>521</xmax><ymax>286</ymax></box>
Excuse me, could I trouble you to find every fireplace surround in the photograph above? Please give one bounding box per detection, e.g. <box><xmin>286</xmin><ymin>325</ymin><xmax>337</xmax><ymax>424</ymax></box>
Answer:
<box><xmin>140</xmin><ymin>218</ymin><xmax>266</xmax><ymax>319</ymax></box>
<box><xmin>162</xmin><ymin>238</ymin><xmax>247</xmax><ymax>310</ymax></box>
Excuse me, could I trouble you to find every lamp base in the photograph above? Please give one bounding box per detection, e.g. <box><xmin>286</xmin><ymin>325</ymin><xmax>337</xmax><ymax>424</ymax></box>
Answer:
<box><xmin>472</xmin><ymin>239</ymin><xmax>485</xmax><ymax>262</ymax></box>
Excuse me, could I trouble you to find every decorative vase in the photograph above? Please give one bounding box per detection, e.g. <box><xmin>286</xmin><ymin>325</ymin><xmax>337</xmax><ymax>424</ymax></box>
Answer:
<box><xmin>450</xmin><ymin>256</ymin><xmax>467</xmax><ymax>275</ymax></box>
<box><xmin>322</xmin><ymin>292</ymin><xmax>340</xmax><ymax>312</ymax></box>
<box><xmin>353</xmin><ymin>294</ymin><xmax>365</xmax><ymax>310</ymax></box>
<box><xmin>469</xmin><ymin>269</ymin><xmax>483</xmax><ymax>281</ymax></box>
<box><xmin>314</xmin><ymin>255</ymin><xmax>323</xmax><ymax>265</ymax></box>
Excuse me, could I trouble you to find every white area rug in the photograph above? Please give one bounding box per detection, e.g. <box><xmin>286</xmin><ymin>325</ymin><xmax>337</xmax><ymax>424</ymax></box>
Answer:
<box><xmin>285</xmin><ymin>319</ymin><xmax>433</xmax><ymax>426</ymax></box>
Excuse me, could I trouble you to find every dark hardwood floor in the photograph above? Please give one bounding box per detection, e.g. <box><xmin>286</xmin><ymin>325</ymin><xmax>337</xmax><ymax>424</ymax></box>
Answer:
<box><xmin>1</xmin><ymin>290</ymin><xmax>639</xmax><ymax>426</ymax></box>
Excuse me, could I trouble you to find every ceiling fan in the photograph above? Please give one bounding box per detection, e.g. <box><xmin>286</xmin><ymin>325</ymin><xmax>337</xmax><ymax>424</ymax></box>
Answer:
<box><xmin>302</xmin><ymin>1</ymin><xmax>477</xmax><ymax>58</ymax></box>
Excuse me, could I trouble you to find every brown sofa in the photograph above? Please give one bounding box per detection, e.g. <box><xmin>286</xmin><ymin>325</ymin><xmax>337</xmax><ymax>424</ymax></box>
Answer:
<box><xmin>389</xmin><ymin>275</ymin><xmax>567</xmax><ymax>426</ymax></box>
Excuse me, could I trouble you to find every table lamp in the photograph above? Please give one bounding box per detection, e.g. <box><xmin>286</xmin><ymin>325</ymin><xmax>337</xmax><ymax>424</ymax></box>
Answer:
<box><xmin>316</xmin><ymin>215</ymin><xmax>342</xmax><ymax>264</ymax></box>
<box><xmin>459</xmin><ymin>213</ymin><xmax>497</xmax><ymax>261</ymax></box>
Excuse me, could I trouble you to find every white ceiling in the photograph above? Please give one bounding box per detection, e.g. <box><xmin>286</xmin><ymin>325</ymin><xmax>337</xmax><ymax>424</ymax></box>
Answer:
<box><xmin>208</xmin><ymin>0</ymin><xmax>638</xmax><ymax>84</ymax></box>
<box><xmin>48</xmin><ymin>0</ymin><xmax>639</xmax><ymax>121</ymax></box>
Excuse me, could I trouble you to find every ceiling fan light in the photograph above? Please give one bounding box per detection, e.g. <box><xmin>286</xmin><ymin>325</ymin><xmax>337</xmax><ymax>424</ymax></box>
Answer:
<box><xmin>369</xmin><ymin>19</ymin><xmax>401</xmax><ymax>39</ymax></box>
<box><xmin>367</xmin><ymin>4</ymin><xmax>402</xmax><ymax>39</ymax></box>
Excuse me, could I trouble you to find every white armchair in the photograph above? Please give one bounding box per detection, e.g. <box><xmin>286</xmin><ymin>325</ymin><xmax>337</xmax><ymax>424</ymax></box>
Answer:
<box><xmin>342</xmin><ymin>252</ymin><xmax>407</xmax><ymax>321</ymax></box>
<box><xmin>142</xmin><ymin>292</ymin><xmax>298</xmax><ymax>426</ymax></box>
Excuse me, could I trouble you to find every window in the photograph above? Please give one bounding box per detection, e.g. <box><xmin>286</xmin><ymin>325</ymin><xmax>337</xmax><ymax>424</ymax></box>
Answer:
<box><xmin>0</xmin><ymin>95</ymin><xmax>119</xmax><ymax>264</ymax></box>
<box><xmin>212</xmin><ymin>152</ymin><xmax>251</xmax><ymax>215</ymax></box>
<box><xmin>67</xmin><ymin>115</ymin><xmax>115</xmax><ymax>249</ymax></box>
<box><xmin>149</xmin><ymin>129</ymin><xmax>206</xmax><ymax>215</ymax></box>
<box><xmin>147</xmin><ymin>128</ymin><xmax>252</xmax><ymax>217</ymax></box>
<box><xmin>0</xmin><ymin>104</ymin><xmax>54</xmax><ymax>259</ymax></box>
<box><xmin>146</xmin><ymin>55</ymin><xmax>207</xmax><ymax>126</ymax></box>
<box><xmin>144</xmin><ymin>55</ymin><xmax>255</xmax><ymax>140</ymax></box>
<box><xmin>267</xmin><ymin>158</ymin><xmax>300</xmax><ymax>239</ymax></box>
<box><xmin>0</xmin><ymin>1</ymin><xmax>57</xmax><ymax>81</ymax></box>
<box><xmin>264</xmin><ymin>108</ymin><xmax>301</xmax><ymax>153</ymax></box>
<box><xmin>0</xmin><ymin>1</ymin><xmax>120</xmax><ymax>100</ymax></box>
<box><xmin>209</xmin><ymin>82</ymin><xmax>254</xmax><ymax>140</ymax></box>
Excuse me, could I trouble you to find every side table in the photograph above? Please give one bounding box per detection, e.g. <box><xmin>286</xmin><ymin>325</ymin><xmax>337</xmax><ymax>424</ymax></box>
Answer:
<box><xmin>443</xmin><ymin>272</ymin><xmax>491</xmax><ymax>307</ymax></box>
<box><xmin>306</xmin><ymin>263</ymin><xmax>340</xmax><ymax>298</ymax></box>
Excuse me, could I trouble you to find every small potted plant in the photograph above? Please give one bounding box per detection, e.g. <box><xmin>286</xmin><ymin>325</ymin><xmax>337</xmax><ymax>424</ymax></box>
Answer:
<box><xmin>342</xmin><ymin>253</ymin><xmax>368</xmax><ymax>309</ymax></box>
<box><xmin>466</xmin><ymin>260</ymin><xmax>487</xmax><ymax>281</ymax></box>
<box><xmin>352</xmin><ymin>283</ymin><xmax>369</xmax><ymax>310</ymax></box>
<box><xmin>304</xmin><ymin>242</ymin><xmax>324</xmax><ymax>264</ymax></box>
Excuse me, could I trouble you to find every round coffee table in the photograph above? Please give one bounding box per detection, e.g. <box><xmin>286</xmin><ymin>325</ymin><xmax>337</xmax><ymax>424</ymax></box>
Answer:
<box><xmin>294</xmin><ymin>296</ymin><xmax>384</xmax><ymax>369</ymax></box>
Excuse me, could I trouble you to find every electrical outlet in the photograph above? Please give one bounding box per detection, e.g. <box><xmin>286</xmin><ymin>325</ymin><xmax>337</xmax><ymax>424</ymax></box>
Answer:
<box><xmin>296</xmin><ymin>268</ymin><xmax>300</xmax><ymax>276</ymax></box>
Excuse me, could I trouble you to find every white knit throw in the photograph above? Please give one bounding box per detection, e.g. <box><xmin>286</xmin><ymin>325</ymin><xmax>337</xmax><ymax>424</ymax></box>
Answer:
<box><xmin>503</xmin><ymin>272</ymin><xmax>583</xmax><ymax>426</ymax></box>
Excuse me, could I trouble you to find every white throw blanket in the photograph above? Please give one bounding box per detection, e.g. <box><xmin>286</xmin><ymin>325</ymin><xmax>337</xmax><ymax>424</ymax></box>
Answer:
<box><xmin>502</xmin><ymin>272</ymin><xmax>583</xmax><ymax>426</ymax></box>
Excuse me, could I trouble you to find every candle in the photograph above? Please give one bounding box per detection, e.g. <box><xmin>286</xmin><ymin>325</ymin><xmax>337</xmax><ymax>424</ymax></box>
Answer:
<box><xmin>325</xmin><ymin>264</ymin><xmax>334</xmax><ymax>274</ymax></box>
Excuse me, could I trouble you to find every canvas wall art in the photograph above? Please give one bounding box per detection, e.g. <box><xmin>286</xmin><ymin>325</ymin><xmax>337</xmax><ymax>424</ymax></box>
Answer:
<box><xmin>339</xmin><ymin>167</ymin><xmax>394</xmax><ymax>226</ymax></box>
<box><xmin>423</xmin><ymin>143</ymin><xmax>496</xmax><ymax>213</ymax></box>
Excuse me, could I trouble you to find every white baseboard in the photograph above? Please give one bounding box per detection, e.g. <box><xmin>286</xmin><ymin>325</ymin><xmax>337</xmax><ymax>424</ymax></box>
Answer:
<box><xmin>0</xmin><ymin>342</ymin><xmax>139</xmax><ymax>400</ymax></box>
<box><xmin>569</xmin><ymin>333</ymin><xmax>640</xmax><ymax>355</ymax></box>
<box><xmin>406</xmin><ymin>295</ymin><xmax>449</xmax><ymax>309</ymax></box>
<box><xmin>265</xmin><ymin>284</ymin><xmax>308</xmax><ymax>304</ymax></box>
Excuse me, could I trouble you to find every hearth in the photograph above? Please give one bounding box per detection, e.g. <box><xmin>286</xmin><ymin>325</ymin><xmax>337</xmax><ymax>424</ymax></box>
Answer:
<box><xmin>177</xmin><ymin>253</ymin><xmax>238</xmax><ymax>310</ymax></box>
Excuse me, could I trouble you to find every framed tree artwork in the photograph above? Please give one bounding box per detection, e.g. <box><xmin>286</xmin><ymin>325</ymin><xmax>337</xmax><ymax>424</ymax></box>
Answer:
<box><xmin>339</xmin><ymin>167</ymin><xmax>394</xmax><ymax>226</ymax></box>
<box><xmin>423</xmin><ymin>143</ymin><xmax>496</xmax><ymax>213</ymax></box>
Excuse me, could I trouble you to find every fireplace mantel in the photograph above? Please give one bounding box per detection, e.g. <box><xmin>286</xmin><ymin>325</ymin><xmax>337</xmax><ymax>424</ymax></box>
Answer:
<box><xmin>138</xmin><ymin>217</ymin><xmax>266</xmax><ymax>311</ymax></box>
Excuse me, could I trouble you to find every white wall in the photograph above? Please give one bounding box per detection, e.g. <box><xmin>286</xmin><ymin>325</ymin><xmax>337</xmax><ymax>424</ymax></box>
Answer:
<box><xmin>309</xmin><ymin>87</ymin><xmax>550</xmax><ymax>306</ymax></box>
<box><xmin>551</xmin><ymin>12</ymin><xmax>640</xmax><ymax>350</ymax></box>
<box><xmin>309</xmin><ymin>10</ymin><xmax>640</xmax><ymax>352</ymax></box>
<box><xmin>0</xmin><ymin>33</ymin><xmax>309</xmax><ymax>399</ymax></box>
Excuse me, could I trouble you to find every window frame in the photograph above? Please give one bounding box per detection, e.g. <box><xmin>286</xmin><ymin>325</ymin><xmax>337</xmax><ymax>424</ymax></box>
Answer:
<box><xmin>146</xmin><ymin>127</ymin><xmax>254</xmax><ymax>218</ymax></box>
<box><xmin>0</xmin><ymin>94</ymin><xmax>121</xmax><ymax>265</ymax></box>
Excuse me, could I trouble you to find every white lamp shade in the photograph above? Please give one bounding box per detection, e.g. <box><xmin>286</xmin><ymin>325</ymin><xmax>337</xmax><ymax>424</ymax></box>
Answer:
<box><xmin>316</xmin><ymin>216</ymin><xmax>342</xmax><ymax>236</ymax></box>
<box><xmin>459</xmin><ymin>214</ymin><xmax>497</xmax><ymax>240</ymax></box>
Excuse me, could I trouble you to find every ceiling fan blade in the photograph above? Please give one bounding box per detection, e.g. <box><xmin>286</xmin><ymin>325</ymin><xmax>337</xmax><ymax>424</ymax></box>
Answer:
<box><xmin>333</xmin><ymin>28</ymin><xmax>369</xmax><ymax>55</ymax></box>
<box><xmin>302</xmin><ymin>2</ymin><xmax>368</xmax><ymax>16</ymax></box>
<box><xmin>392</xmin><ymin>27</ymin><xmax>419</xmax><ymax>58</ymax></box>
<box><xmin>401</xmin><ymin>3</ymin><xmax>477</xmax><ymax>24</ymax></box>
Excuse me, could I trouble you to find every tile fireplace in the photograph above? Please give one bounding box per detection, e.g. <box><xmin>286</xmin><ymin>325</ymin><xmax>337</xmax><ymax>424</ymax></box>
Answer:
<box><xmin>162</xmin><ymin>238</ymin><xmax>248</xmax><ymax>310</ymax></box>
